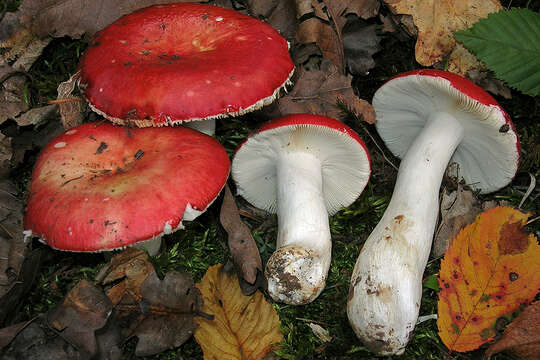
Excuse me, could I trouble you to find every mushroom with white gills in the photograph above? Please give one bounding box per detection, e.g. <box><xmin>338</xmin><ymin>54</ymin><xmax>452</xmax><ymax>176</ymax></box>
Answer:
<box><xmin>347</xmin><ymin>69</ymin><xmax>520</xmax><ymax>355</ymax></box>
<box><xmin>77</xmin><ymin>3</ymin><xmax>294</xmax><ymax>135</ymax></box>
<box><xmin>23</xmin><ymin>122</ymin><xmax>230</xmax><ymax>256</ymax></box>
<box><xmin>232</xmin><ymin>114</ymin><xmax>371</xmax><ymax>304</ymax></box>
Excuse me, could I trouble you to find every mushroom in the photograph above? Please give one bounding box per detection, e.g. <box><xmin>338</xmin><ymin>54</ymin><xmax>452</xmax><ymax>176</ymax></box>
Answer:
<box><xmin>77</xmin><ymin>3</ymin><xmax>294</xmax><ymax>135</ymax></box>
<box><xmin>232</xmin><ymin>114</ymin><xmax>371</xmax><ymax>304</ymax></box>
<box><xmin>23</xmin><ymin>122</ymin><xmax>230</xmax><ymax>255</ymax></box>
<box><xmin>347</xmin><ymin>69</ymin><xmax>520</xmax><ymax>355</ymax></box>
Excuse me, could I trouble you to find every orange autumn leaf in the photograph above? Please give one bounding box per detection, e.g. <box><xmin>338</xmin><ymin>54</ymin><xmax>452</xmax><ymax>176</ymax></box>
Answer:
<box><xmin>437</xmin><ymin>206</ymin><xmax>540</xmax><ymax>352</ymax></box>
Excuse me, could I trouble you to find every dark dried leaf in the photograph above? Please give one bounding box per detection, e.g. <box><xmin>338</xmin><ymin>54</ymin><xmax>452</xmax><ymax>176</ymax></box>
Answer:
<box><xmin>343</xmin><ymin>21</ymin><xmax>381</xmax><ymax>75</ymax></box>
<box><xmin>0</xmin><ymin>178</ymin><xmax>25</xmax><ymax>294</ymax></box>
<box><xmin>13</xmin><ymin>104</ymin><xmax>58</xmax><ymax>127</ymax></box>
<box><xmin>486</xmin><ymin>301</ymin><xmax>540</xmax><ymax>359</ymax></box>
<box><xmin>1</xmin><ymin>320</ymin><xmax>81</xmax><ymax>360</ymax></box>
<box><xmin>220</xmin><ymin>184</ymin><xmax>262</xmax><ymax>290</ymax></box>
<box><xmin>277</xmin><ymin>59</ymin><xmax>375</xmax><ymax>122</ymax></box>
<box><xmin>47</xmin><ymin>280</ymin><xmax>113</xmax><ymax>357</ymax></box>
<box><xmin>117</xmin><ymin>271</ymin><xmax>202</xmax><ymax>357</ymax></box>
<box><xmin>97</xmin><ymin>247</ymin><xmax>155</xmax><ymax>305</ymax></box>
<box><xmin>432</xmin><ymin>184</ymin><xmax>482</xmax><ymax>258</ymax></box>
<box><xmin>0</xmin><ymin>320</ymin><xmax>31</xmax><ymax>349</ymax></box>
<box><xmin>18</xmin><ymin>0</ymin><xmax>199</xmax><ymax>40</ymax></box>
<box><xmin>0</xmin><ymin>75</ymin><xmax>28</xmax><ymax>125</ymax></box>
<box><xmin>55</xmin><ymin>72</ymin><xmax>85</xmax><ymax>130</ymax></box>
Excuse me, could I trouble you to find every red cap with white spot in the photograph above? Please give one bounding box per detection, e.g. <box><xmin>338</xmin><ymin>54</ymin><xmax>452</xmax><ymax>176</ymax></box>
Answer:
<box><xmin>78</xmin><ymin>3</ymin><xmax>294</xmax><ymax>128</ymax></box>
<box><xmin>24</xmin><ymin>122</ymin><xmax>230</xmax><ymax>252</ymax></box>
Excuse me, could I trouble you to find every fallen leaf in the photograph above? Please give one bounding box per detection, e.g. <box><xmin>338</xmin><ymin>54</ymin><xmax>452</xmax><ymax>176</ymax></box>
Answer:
<box><xmin>278</xmin><ymin>59</ymin><xmax>375</xmax><ymax>123</ymax></box>
<box><xmin>47</xmin><ymin>279</ymin><xmax>113</xmax><ymax>357</ymax></box>
<box><xmin>432</xmin><ymin>184</ymin><xmax>482</xmax><ymax>258</ymax></box>
<box><xmin>220</xmin><ymin>184</ymin><xmax>263</xmax><ymax>293</ymax></box>
<box><xmin>54</xmin><ymin>72</ymin><xmax>85</xmax><ymax>130</ymax></box>
<box><xmin>0</xmin><ymin>75</ymin><xmax>29</xmax><ymax>125</ymax></box>
<box><xmin>467</xmin><ymin>69</ymin><xmax>512</xmax><ymax>99</ymax></box>
<box><xmin>296</xmin><ymin>16</ymin><xmax>343</xmax><ymax>72</ymax></box>
<box><xmin>384</xmin><ymin>0</ymin><xmax>502</xmax><ymax>75</ymax></box>
<box><xmin>486</xmin><ymin>301</ymin><xmax>540</xmax><ymax>359</ymax></box>
<box><xmin>0</xmin><ymin>320</ymin><xmax>31</xmax><ymax>349</ymax></box>
<box><xmin>17</xmin><ymin>0</ymin><xmax>198</xmax><ymax>40</ymax></box>
<box><xmin>0</xmin><ymin>319</ymin><xmax>81</xmax><ymax>360</ymax></box>
<box><xmin>118</xmin><ymin>270</ymin><xmax>202</xmax><ymax>356</ymax></box>
<box><xmin>97</xmin><ymin>248</ymin><xmax>202</xmax><ymax>356</ymax></box>
<box><xmin>13</xmin><ymin>104</ymin><xmax>58</xmax><ymax>127</ymax></box>
<box><xmin>308</xmin><ymin>323</ymin><xmax>332</xmax><ymax>343</ymax></box>
<box><xmin>194</xmin><ymin>264</ymin><xmax>283</xmax><ymax>360</ymax></box>
<box><xmin>97</xmin><ymin>247</ymin><xmax>155</xmax><ymax>305</ymax></box>
<box><xmin>0</xmin><ymin>249</ymin><xmax>49</xmax><ymax>326</ymax></box>
<box><xmin>437</xmin><ymin>206</ymin><xmax>540</xmax><ymax>352</ymax></box>
<box><xmin>0</xmin><ymin>134</ymin><xmax>12</xmax><ymax>176</ymax></box>
<box><xmin>0</xmin><ymin>178</ymin><xmax>25</xmax><ymax>294</ymax></box>
<box><xmin>342</xmin><ymin>21</ymin><xmax>381</xmax><ymax>75</ymax></box>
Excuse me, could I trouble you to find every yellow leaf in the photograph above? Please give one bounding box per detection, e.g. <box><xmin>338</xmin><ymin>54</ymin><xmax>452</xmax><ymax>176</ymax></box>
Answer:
<box><xmin>385</xmin><ymin>0</ymin><xmax>501</xmax><ymax>74</ymax></box>
<box><xmin>194</xmin><ymin>265</ymin><xmax>283</xmax><ymax>359</ymax></box>
<box><xmin>437</xmin><ymin>206</ymin><xmax>540</xmax><ymax>352</ymax></box>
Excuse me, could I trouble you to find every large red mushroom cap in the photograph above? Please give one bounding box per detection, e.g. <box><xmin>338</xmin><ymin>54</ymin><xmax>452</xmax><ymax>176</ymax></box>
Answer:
<box><xmin>78</xmin><ymin>3</ymin><xmax>294</xmax><ymax>127</ymax></box>
<box><xmin>24</xmin><ymin>123</ymin><xmax>230</xmax><ymax>252</ymax></box>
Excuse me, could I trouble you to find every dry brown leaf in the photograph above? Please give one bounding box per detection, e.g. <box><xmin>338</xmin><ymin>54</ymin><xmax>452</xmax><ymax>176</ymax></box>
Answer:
<box><xmin>432</xmin><ymin>184</ymin><xmax>482</xmax><ymax>258</ymax></box>
<box><xmin>195</xmin><ymin>264</ymin><xmax>283</xmax><ymax>360</ymax></box>
<box><xmin>0</xmin><ymin>75</ymin><xmax>28</xmax><ymax>125</ymax></box>
<box><xmin>55</xmin><ymin>71</ymin><xmax>85</xmax><ymax>130</ymax></box>
<box><xmin>342</xmin><ymin>22</ymin><xmax>381</xmax><ymax>75</ymax></box>
<box><xmin>486</xmin><ymin>301</ymin><xmax>540</xmax><ymax>359</ymax></box>
<box><xmin>97</xmin><ymin>247</ymin><xmax>155</xmax><ymax>305</ymax></box>
<box><xmin>0</xmin><ymin>178</ymin><xmax>25</xmax><ymax>294</ymax></box>
<box><xmin>17</xmin><ymin>0</ymin><xmax>199</xmax><ymax>40</ymax></box>
<box><xmin>385</xmin><ymin>0</ymin><xmax>502</xmax><ymax>75</ymax></box>
<box><xmin>118</xmin><ymin>270</ymin><xmax>202</xmax><ymax>356</ymax></box>
<box><xmin>278</xmin><ymin>60</ymin><xmax>375</xmax><ymax>123</ymax></box>
<box><xmin>47</xmin><ymin>279</ymin><xmax>113</xmax><ymax>357</ymax></box>
<box><xmin>296</xmin><ymin>16</ymin><xmax>343</xmax><ymax>71</ymax></box>
<box><xmin>220</xmin><ymin>184</ymin><xmax>263</xmax><ymax>292</ymax></box>
<box><xmin>0</xmin><ymin>134</ymin><xmax>12</xmax><ymax>177</ymax></box>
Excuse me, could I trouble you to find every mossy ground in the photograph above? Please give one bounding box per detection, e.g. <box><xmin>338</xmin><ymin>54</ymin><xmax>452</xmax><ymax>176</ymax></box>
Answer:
<box><xmin>2</xmin><ymin>0</ymin><xmax>539</xmax><ymax>359</ymax></box>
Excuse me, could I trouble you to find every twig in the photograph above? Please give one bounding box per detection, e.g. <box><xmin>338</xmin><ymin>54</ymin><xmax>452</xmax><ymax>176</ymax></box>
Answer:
<box><xmin>357</xmin><ymin>121</ymin><xmax>399</xmax><ymax>171</ymax></box>
<box><xmin>296</xmin><ymin>317</ymin><xmax>331</xmax><ymax>326</ymax></box>
<box><xmin>518</xmin><ymin>172</ymin><xmax>536</xmax><ymax>209</ymax></box>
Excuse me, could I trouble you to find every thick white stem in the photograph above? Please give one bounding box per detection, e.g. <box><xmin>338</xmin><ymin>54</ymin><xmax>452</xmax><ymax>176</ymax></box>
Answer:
<box><xmin>183</xmin><ymin>119</ymin><xmax>216</xmax><ymax>136</ymax></box>
<box><xmin>265</xmin><ymin>151</ymin><xmax>331</xmax><ymax>304</ymax></box>
<box><xmin>347</xmin><ymin>112</ymin><xmax>464</xmax><ymax>355</ymax></box>
<box><xmin>134</xmin><ymin>236</ymin><xmax>162</xmax><ymax>256</ymax></box>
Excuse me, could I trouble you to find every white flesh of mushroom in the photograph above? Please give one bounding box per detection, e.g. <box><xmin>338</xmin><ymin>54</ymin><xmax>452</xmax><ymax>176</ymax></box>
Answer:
<box><xmin>266</xmin><ymin>151</ymin><xmax>331</xmax><ymax>304</ymax></box>
<box><xmin>183</xmin><ymin>119</ymin><xmax>216</xmax><ymax>136</ymax></box>
<box><xmin>347</xmin><ymin>112</ymin><xmax>464</xmax><ymax>355</ymax></box>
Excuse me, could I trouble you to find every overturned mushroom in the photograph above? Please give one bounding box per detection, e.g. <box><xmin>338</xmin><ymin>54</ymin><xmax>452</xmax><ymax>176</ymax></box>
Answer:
<box><xmin>347</xmin><ymin>69</ymin><xmax>520</xmax><ymax>355</ymax></box>
<box><xmin>77</xmin><ymin>3</ymin><xmax>294</xmax><ymax>135</ymax></box>
<box><xmin>24</xmin><ymin>122</ymin><xmax>230</xmax><ymax>255</ymax></box>
<box><xmin>232</xmin><ymin>114</ymin><xmax>370</xmax><ymax>304</ymax></box>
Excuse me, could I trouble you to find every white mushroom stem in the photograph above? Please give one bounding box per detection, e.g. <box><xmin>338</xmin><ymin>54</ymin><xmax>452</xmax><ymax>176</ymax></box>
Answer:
<box><xmin>183</xmin><ymin>119</ymin><xmax>216</xmax><ymax>136</ymax></box>
<box><xmin>134</xmin><ymin>236</ymin><xmax>162</xmax><ymax>256</ymax></box>
<box><xmin>265</xmin><ymin>151</ymin><xmax>331</xmax><ymax>305</ymax></box>
<box><xmin>347</xmin><ymin>112</ymin><xmax>464</xmax><ymax>355</ymax></box>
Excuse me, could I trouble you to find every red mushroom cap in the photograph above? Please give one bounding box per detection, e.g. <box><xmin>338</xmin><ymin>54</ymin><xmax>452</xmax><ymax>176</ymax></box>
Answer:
<box><xmin>78</xmin><ymin>3</ymin><xmax>294</xmax><ymax>127</ymax></box>
<box><xmin>24</xmin><ymin>123</ymin><xmax>230</xmax><ymax>252</ymax></box>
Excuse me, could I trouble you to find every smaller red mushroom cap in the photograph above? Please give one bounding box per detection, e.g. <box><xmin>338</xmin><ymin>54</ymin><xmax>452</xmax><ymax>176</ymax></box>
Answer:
<box><xmin>373</xmin><ymin>69</ymin><xmax>520</xmax><ymax>194</ymax></box>
<box><xmin>232</xmin><ymin>114</ymin><xmax>371</xmax><ymax>215</ymax></box>
<box><xmin>78</xmin><ymin>3</ymin><xmax>294</xmax><ymax>127</ymax></box>
<box><xmin>24</xmin><ymin>123</ymin><xmax>230</xmax><ymax>252</ymax></box>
